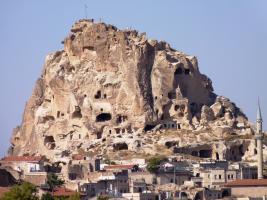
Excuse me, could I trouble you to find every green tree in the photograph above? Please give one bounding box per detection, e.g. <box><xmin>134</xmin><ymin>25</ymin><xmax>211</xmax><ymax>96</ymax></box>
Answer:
<box><xmin>1</xmin><ymin>182</ymin><xmax>38</xmax><ymax>200</ymax></box>
<box><xmin>146</xmin><ymin>156</ymin><xmax>166</xmax><ymax>173</ymax></box>
<box><xmin>97</xmin><ymin>196</ymin><xmax>109</xmax><ymax>200</ymax></box>
<box><xmin>47</xmin><ymin>173</ymin><xmax>64</xmax><ymax>192</ymax></box>
<box><xmin>67</xmin><ymin>192</ymin><xmax>80</xmax><ymax>200</ymax></box>
<box><xmin>41</xmin><ymin>193</ymin><xmax>54</xmax><ymax>200</ymax></box>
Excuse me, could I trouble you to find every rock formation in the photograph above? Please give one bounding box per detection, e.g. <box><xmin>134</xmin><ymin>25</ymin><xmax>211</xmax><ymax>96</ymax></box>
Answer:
<box><xmin>9</xmin><ymin>19</ymin><xmax>258</xmax><ymax>162</ymax></box>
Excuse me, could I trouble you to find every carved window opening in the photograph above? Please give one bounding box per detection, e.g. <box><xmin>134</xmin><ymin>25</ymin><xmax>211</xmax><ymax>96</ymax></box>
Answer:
<box><xmin>116</xmin><ymin>115</ymin><xmax>127</xmax><ymax>124</ymax></box>
<box><xmin>94</xmin><ymin>90</ymin><xmax>101</xmax><ymax>99</ymax></box>
<box><xmin>174</xmin><ymin>105</ymin><xmax>179</xmax><ymax>111</ymax></box>
<box><xmin>216</xmin><ymin>152</ymin><xmax>219</xmax><ymax>160</ymax></box>
<box><xmin>72</xmin><ymin>106</ymin><xmax>82</xmax><ymax>118</ymax></box>
<box><xmin>113</xmin><ymin>142</ymin><xmax>128</xmax><ymax>151</ymax></box>
<box><xmin>254</xmin><ymin>149</ymin><xmax>257</xmax><ymax>155</ymax></box>
<box><xmin>44</xmin><ymin>136</ymin><xmax>56</xmax><ymax>150</ymax></box>
<box><xmin>83</xmin><ymin>46</ymin><xmax>95</xmax><ymax>51</ymax></box>
<box><xmin>168</xmin><ymin>92</ymin><xmax>174</xmax><ymax>99</ymax></box>
<box><xmin>175</xmin><ymin>67</ymin><xmax>183</xmax><ymax>75</ymax></box>
<box><xmin>96</xmin><ymin>113</ymin><xmax>112</xmax><ymax>122</ymax></box>
<box><xmin>42</xmin><ymin>116</ymin><xmax>55</xmax><ymax>123</ymax></box>
<box><xmin>144</xmin><ymin>124</ymin><xmax>156</xmax><ymax>132</ymax></box>
<box><xmin>199</xmin><ymin>149</ymin><xmax>212</xmax><ymax>158</ymax></box>
<box><xmin>97</xmin><ymin>132</ymin><xmax>102</xmax><ymax>139</ymax></box>
<box><xmin>178</xmin><ymin>112</ymin><xmax>184</xmax><ymax>117</ymax></box>
<box><xmin>57</xmin><ymin>111</ymin><xmax>60</xmax><ymax>118</ymax></box>
<box><xmin>184</xmin><ymin>69</ymin><xmax>190</xmax><ymax>75</ymax></box>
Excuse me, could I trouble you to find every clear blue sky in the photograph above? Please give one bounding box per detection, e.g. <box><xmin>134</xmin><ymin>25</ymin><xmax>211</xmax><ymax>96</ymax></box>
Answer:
<box><xmin>0</xmin><ymin>1</ymin><xmax>266</xmax><ymax>157</ymax></box>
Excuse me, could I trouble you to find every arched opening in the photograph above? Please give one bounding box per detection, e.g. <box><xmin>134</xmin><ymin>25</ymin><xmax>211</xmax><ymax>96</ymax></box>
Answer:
<box><xmin>96</xmin><ymin>113</ymin><xmax>112</xmax><ymax>122</ymax></box>
<box><xmin>42</xmin><ymin>115</ymin><xmax>55</xmax><ymax>123</ymax></box>
<box><xmin>239</xmin><ymin>145</ymin><xmax>244</xmax><ymax>155</ymax></box>
<box><xmin>216</xmin><ymin>152</ymin><xmax>220</xmax><ymax>160</ymax></box>
<box><xmin>116</xmin><ymin>115</ymin><xmax>127</xmax><ymax>124</ymax></box>
<box><xmin>96</xmin><ymin>132</ymin><xmax>102</xmax><ymax>139</ymax></box>
<box><xmin>94</xmin><ymin>90</ymin><xmax>101</xmax><ymax>99</ymax></box>
<box><xmin>180</xmin><ymin>192</ymin><xmax>188</xmax><ymax>199</ymax></box>
<box><xmin>44</xmin><ymin>136</ymin><xmax>55</xmax><ymax>150</ymax></box>
<box><xmin>180</xmin><ymin>104</ymin><xmax>185</xmax><ymax>111</ymax></box>
<box><xmin>175</xmin><ymin>67</ymin><xmax>183</xmax><ymax>75</ymax></box>
<box><xmin>178</xmin><ymin>112</ymin><xmax>184</xmax><ymax>117</ymax></box>
<box><xmin>144</xmin><ymin>124</ymin><xmax>156</xmax><ymax>132</ymax></box>
<box><xmin>194</xmin><ymin>192</ymin><xmax>201</xmax><ymax>200</ymax></box>
<box><xmin>72</xmin><ymin>106</ymin><xmax>82</xmax><ymax>118</ymax></box>
<box><xmin>199</xmin><ymin>149</ymin><xmax>212</xmax><ymax>158</ymax></box>
<box><xmin>168</xmin><ymin>92</ymin><xmax>174</xmax><ymax>99</ymax></box>
<box><xmin>184</xmin><ymin>69</ymin><xmax>190</xmax><ymax>75</ymax></box>
<box><xmin>222</xmin><ymin>190</ymin><xmax>230</xmax><ymax>198</ymax></box>
<box><xmin>254</xmin><ymin>148</ymin><xmax>257</xmax><ymax>155</ymax></box>
<box><xmin>174</xmin><ymin>105</ymin><xmax>179</xmax><ymax>111</ymax></box>
<box><xmin>113</xmin><ymin>142</ymin><xmax>128</xmax><ymax>151</ymax></box>
<box><xmin>191</xmin><ymin>151</ymin><xmax>198</xmax><ymax>157</ymax></box>
<box><xmin>57</xmin><ymin>111</ymin><xmax>60</xmax><ymax>118</ymax></box>
<box><xmin>165</xmin><ymin>141</ymin><xmax>179</xmax><ymax>148</ymax></box>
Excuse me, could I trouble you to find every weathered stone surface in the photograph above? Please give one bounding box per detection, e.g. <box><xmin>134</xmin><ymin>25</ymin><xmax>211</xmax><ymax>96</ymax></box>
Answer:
<box><xmin>9</xmin><ymin>19</ymin><xmax>252</xmax><ymax>161</ymax></box>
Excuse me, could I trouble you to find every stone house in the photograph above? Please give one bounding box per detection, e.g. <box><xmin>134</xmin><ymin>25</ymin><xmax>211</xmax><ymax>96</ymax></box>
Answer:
<box><xmin>156</xmin><ymin>162</ymin><xmax>192</xmax><ymax>185</ymax></box>
<box><xmin>192</xmin><ymin>161</ymin><xmax>258</xmax><ymax>189</ymax></box>
<box><xmin>0</xmin><ymin>156</ymin><xmax>47</xmax><ymax>185</ymax></box>
<box><xmin>80</xmin><ymin>170</ymin><xmax>129</xmax><ymax>198</ymax></box>
<box><xmin>224</xmin><ymin>179</ymin><xmax>267</xmax><ymax>198</ymax></box>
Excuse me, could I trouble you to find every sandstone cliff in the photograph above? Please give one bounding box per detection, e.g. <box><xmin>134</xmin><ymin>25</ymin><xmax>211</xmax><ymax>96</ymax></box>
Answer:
<box><xmin>9</xmin><ymin>19</ymin><xmax>257</xmax><ymax>162</ymax></box>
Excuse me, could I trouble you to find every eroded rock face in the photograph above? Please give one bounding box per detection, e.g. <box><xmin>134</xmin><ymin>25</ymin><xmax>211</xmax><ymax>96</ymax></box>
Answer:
<box><xmin>9</xmin><ymin>19</ymin><xmax>250</xmax><ymax>161</ymax></box>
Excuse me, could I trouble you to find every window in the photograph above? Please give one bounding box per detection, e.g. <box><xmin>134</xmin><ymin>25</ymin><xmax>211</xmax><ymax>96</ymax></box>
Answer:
<box><xmin>228</xmin><ymin>175</ymin><xmax>230</xmax><ymax>179</ymax></box>
<box><xmin>219</xmin><ymin>175</ymin><xmax>221</xmax><ymax>179</ymax></box>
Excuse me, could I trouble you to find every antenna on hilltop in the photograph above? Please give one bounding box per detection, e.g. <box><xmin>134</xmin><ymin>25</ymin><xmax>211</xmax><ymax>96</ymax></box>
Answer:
<box><xmin>84</xmin><ymin>4</ymin><xmax>88</xmax><ymax>19</ymax></box>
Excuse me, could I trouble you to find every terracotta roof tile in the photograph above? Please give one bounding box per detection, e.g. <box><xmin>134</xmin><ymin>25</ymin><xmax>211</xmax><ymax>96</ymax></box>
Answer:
<box><xmin>1</xmin><ymin>156</ymin><xmax>42</xmax><ymax>162</ymax></box>
<box><xmin>225</xmin><ymin>179</ymin><xmax>267</xmax><ymax>187</ymax></box>
<box><xmin>104</xmin><ymin>164</ymin><xmax>135</xmax><ymax>170</ymax></box>
<box><xmin>53</xmin><ymin>187</ymin><xmax>77</xmax><ymax>197</ymax></box>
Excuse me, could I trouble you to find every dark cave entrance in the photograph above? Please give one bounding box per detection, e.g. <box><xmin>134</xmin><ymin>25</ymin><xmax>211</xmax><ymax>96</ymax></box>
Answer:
<box><xmin>96</xmin><ymin>113</ymin><xmax>112</xmax><ymax>122</ymax></box>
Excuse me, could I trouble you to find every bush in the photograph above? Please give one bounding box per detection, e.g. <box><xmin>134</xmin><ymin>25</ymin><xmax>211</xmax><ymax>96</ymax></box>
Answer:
<box><xmin>146</xmin><ymin>156</ymin><xmax>167</xmax><ymax>173</ymax></box>
<box><xmin>1</xmin><ymin>182</ymin><xmax>38</xmax><ymax>200</ymax></box>
<box><xmin>41</xmin><ymin>193</ymin><xmax>54</xmax><ymax>200</ymax></box>
<box><xmin>97</xmin><ymin>196</ymin><xmax>109</xmax><ymax>200</ymax></box>
<box><xmin>47</xmin><ymin>173</ymin><xmax>64</xmax><ymax>192</ymax></box>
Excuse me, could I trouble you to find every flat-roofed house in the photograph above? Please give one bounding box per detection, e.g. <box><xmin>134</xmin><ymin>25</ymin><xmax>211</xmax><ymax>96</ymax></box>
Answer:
<box><xmin>0</xmin><ymin>156</ymin><xmax>47</xmax><ymax>185</ymax></box>
<box><xmin>225</xmin><ymin>179</ymin><xmax>267</xmax><ymax>198</ymax></box>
